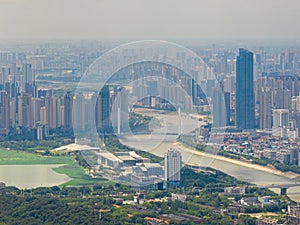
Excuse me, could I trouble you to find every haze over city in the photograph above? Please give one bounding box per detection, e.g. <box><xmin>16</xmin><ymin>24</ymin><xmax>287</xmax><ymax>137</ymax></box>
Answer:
<box><xmin>0</xmin><ymin>0</ymin><xmax>300</xmax><ymax>41</ymax></box>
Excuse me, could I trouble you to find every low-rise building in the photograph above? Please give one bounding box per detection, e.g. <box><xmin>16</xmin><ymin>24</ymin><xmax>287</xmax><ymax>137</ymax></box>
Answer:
<box><xmin>256</xmin><ymin>218</ymin><xmax>278</xmax><ymax>225</ymax></box>
<box><xmin>288</xmin><ymin>205</ymin><xmax>300</xmax><ymax>217</ymax></box>
<box><xmin>263</xmin><ymin>150</ymin><xmax>277</xmax><ymax>161</ymax></box>
<box><xmin>287</xmin><ymin>205</ymin><xmax>300</xmax><ymax>225</ymax></box>
<box><xmin>97</xmin><ymin>152</ymin><xmax>123</xmax><ymax>169</ymax></box>
<box><xmin>171</xmin><ymin>193</ymin><xmax>187</xmax><ymax>202</ymax></box>
<box><xmin>240</xmin><ymin>196</ymin><xmax>278</xmax><ymax>208</ymax></box>
<box><xmin>227</xmin><ymin>204</ymin><xmax>246</xmax><ymax>214</ymax></box>
<box><xmin>276</xmin><ymin>150</ymin><xmax>291</xmax><ymax>164</ymax></box>
<box><xmin>240</xmin><ymin>197</ymin><xmax>260</xmax><ymax>207</ymax></box>
<box><xmin>224</xmin><ymin>186</ymin><xmax>245</xmax><ymax>195</ymax></box>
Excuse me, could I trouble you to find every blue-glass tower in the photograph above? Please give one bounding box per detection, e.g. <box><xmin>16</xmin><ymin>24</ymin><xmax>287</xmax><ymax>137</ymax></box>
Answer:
<box><xmin>95</xmin><ymin>85</ymin><xmax>110</xmax><ymax>132</ymax></box>
<box><xmin>236</xmin><ymin>48</ymin><xmax>255</xmax><ymax>130</ymax></box>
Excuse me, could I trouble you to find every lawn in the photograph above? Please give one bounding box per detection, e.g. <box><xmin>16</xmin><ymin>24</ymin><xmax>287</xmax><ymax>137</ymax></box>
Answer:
<box><xmin>0</xmin><ymin>148</ymin><xmax>106</xmax><ymax>186</ymax></box>
<box><xmin>0</xmin><ymin>148</ymin><xmax>72</xmax><ymax>165</ymax></box>
<box><xmin>53</xmin><ymin>162</ymin><xmax>106</xmax><ymax>186</ymax></box>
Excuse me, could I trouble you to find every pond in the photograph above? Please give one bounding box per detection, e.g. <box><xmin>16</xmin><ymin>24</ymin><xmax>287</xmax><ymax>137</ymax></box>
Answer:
<box><xmin>0</xmin><ymin>164</ymin><xmax>71</xmax><ymax>189</ymax></box>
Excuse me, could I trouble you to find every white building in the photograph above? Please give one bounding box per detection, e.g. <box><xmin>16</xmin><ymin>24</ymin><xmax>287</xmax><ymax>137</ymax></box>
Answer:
<box><xmin>37</xmin><ymin>125</ymin><xmax>43</xmax><ymax>140</ymax></box>
<box><xmin>111</xmin><ymin>87</ymin><xmax>129</xmax><ymax>134</ymax></box>
<box><xmin>97</xmin><ymin>152</ymin><xmax>123</xmax><ymax>169</ymax></box>
<box><xmin>164</xmin><ymin>149</ymin><xmax>182</xmax><ymax>183</ymax></box>
<box><xmin>171</xmin><ymin>193</ymin><xmax>187</xmax><ymax>202</ymax></box>
<box><xmin>273</xmin><ymin>109</ymin><xmax>289</xmax><ymax>128</ymax></box>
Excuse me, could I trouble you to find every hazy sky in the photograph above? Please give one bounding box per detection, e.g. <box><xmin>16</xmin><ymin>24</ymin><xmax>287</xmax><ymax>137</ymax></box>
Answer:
<box><xmin>0</xmin><ymin>0</ymin><xmax>299</xmax><ymax>41</ymax></box>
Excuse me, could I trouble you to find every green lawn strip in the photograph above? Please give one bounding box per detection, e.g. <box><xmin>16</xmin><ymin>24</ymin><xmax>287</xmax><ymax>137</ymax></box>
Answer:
<box><xmin>0</xmin><ymin>148</ymin><xmax>72</xmax><ymax>165</ymax></box>
<box><xmin>52</xmin><ymin>160</ymin><xmax>106</xmax><ymax>187</ymax></box>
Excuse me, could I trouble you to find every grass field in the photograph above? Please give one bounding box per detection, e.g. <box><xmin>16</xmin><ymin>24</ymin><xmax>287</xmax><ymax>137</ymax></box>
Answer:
<box><xmin>0</xmin><ymin>148</ymin><xmax>106</xmax><ymax>186</ymax></box>
<box><xmin>53</xmin><ymin>162</ymin><xmax>106</xmax><ymax>186</ymax></box>
<box><xmin>0</xmin><ymin>148</ymin><xmax>72</xmax><ymax>165</ymax></box>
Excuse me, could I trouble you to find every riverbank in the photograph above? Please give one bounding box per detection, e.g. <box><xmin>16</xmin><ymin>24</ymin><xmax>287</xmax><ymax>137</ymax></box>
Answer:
<box><xmin>134</xmin><ymin>109</ymin><xmax>300</xmax><ymax>181</ymax></box>
<box><xmin>120</xmin><ymin>109</ymin><xmax>300</xmax><ymax>201</ymax></box>
<box><xmin>177</xmin><ymin>143</ymin><xmax>300</xmax><ymax>180</ymax></box>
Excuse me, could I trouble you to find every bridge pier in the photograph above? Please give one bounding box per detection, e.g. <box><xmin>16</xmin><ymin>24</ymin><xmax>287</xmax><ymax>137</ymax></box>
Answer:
<box><xmin>280</xmin><ymin>187</ymin><xmax>287</xmax><ymax>196</ymax></box>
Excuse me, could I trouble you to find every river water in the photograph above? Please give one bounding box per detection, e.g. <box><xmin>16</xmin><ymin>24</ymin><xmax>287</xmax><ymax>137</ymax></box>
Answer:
<box><xmin>120</xmin><ymin>109</ymin><xmax>300</xmax><ymax>202</ymax></box>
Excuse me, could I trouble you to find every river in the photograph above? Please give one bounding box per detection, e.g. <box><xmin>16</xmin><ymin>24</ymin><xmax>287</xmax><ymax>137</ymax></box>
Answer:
<box><xmin>120</xmin><ymin>109</ymin><xmax>300</xmax><ymax>202</ymax></box>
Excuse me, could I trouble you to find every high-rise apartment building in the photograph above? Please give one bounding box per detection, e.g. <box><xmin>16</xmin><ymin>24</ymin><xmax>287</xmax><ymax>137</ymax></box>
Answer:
<box><xmin>64</xmin><ymin>92</ymin><xmax>73</xmax><ymax>130</ymax></box>
<box><xmin>273</xmin><ymin>109</ymin><xmax>289</xmax><ymax>128</ymax></box>
<box><xmin>17</xmin><ymin>94</ymin><xmax>32</xmax><ymax>128</ymax></box>
<box><xmin>212</xmin><ymin>85</ymin><xmax>226</xmax><ymax>127</ymax></box>
<box><xmin>259</xmin><ymin>87</ymin><xmax>272</xmax><ymax>130</ymax></box>
<box><xmin>73</xmin><ymin>92</ymin><xmax>85</xmax><ymax>130</ymax></box>
<box><xmin>0</xmin><ymin>91</ymin><xmax>10</xmax><ymax>135</ymax></box>
<box><xmin>24</xmin><ymin>63</ymin><xmax>33</xmax><ymax>85</ymax></box>
<box><xmin>164</xmin><ymin>149</ymin><xmax>182</xmax><ymax>185</ymax></box>
<box><xmin>32</xmin><ymin>98</ymin><xmax>44</xmax><ymax>128</ymax></box>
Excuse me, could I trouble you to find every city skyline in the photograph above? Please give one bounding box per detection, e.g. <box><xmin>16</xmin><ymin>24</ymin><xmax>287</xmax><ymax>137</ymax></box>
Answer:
<box><xmin>2</xmin><ymin>1</ymin><xmax>300</xmax><ymax>223</ymax></box>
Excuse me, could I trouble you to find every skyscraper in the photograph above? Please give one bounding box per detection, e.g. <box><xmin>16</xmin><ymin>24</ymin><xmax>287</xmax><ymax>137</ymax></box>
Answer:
<box><xmin>212</xmin><ymin>84</ymin><xmax>226</xmax><ymax>128</ymax></box>
<box><xmin>164</xmin><ymin>149</ymin><xmax>182</xmax><ymax>186</ymax></box>
<box><xmin>24</xmin><ymin>63</ymin><xmax>33</xmax><ymax>85</ymax></box>
<box><xmin>17</xmin><ymin>94</ymin><xmax>32</xmax><ymax>128</ymax></box>
<box><xmin>64</xmin><ymin>92</ymin><xmax>73</xmax><ymax>130</ymax></box>
<box><xmin>259</xmin><ymin>87</ymin><xmax>272</xmax><ymax>130</ymax></box>
<box><xmin>95</xmin><ymin>85</ymin><xmax>110</xmax><ymax>132</ymax></box>
<box><xmin>73</xmin><ymin>92</ymin><xmax>86</xmax><ymax>130</ymax></box>
<box><xmin>46</xmin><ymin>96</ymin><xmax>58</xmax><ymax>129</ymax></box>
<box><xmin>224</xmin><ymin>92</ymin><xmax>231</xmax><ymax>126</ymax></box>
<box><xmin>236</xmin><ymin>48</ymin><xmax>255</xmax><ymax>130</ymax></box>
<box><xmin>23</xmin><ymin>63</ymin><xmax>37</xmax><ymax>97</ymax></box>
<box><xmin>0</xmin><ymin>90</ymin><xmax>10</xmax><ymax>135</ymax></box>
<box><xmin>111</xmin><ymin>87</ymin><xmax>129</xmax><ymax>133</ymax></box>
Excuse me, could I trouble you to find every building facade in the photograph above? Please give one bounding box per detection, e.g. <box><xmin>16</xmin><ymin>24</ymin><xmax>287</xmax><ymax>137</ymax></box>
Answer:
<box><xmin>236</xmin><ymin>48</ymin><xmax>255</xmax><ymax>130</ymax></box>
<box><xmin>164</xmin><ymin>149</ymin><xmax>182</xmax><ymax>185</ymax></box>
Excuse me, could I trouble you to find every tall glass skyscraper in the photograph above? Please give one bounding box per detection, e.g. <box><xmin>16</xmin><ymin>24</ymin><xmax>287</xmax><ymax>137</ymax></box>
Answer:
<box><xmin>236</xmin><ymin>48</ymin><xmax>255</xmax><ymax>130</ymax></box>
<box><xmin>95</xmin><ymin>85</ymin><xmax>110</xmax><ymax>132</ymax></box>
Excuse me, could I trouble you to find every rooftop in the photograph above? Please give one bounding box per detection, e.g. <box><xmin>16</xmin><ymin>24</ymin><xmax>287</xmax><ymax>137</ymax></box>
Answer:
<box><xmin>53</xmin><ymin>143</ymin><xmax>99</xmax><ymax>152</ymax></box>
<box><xmin>97</xmin><ymin>152</ymin><xmax>123</xmax><ymax>162</ymax></box>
